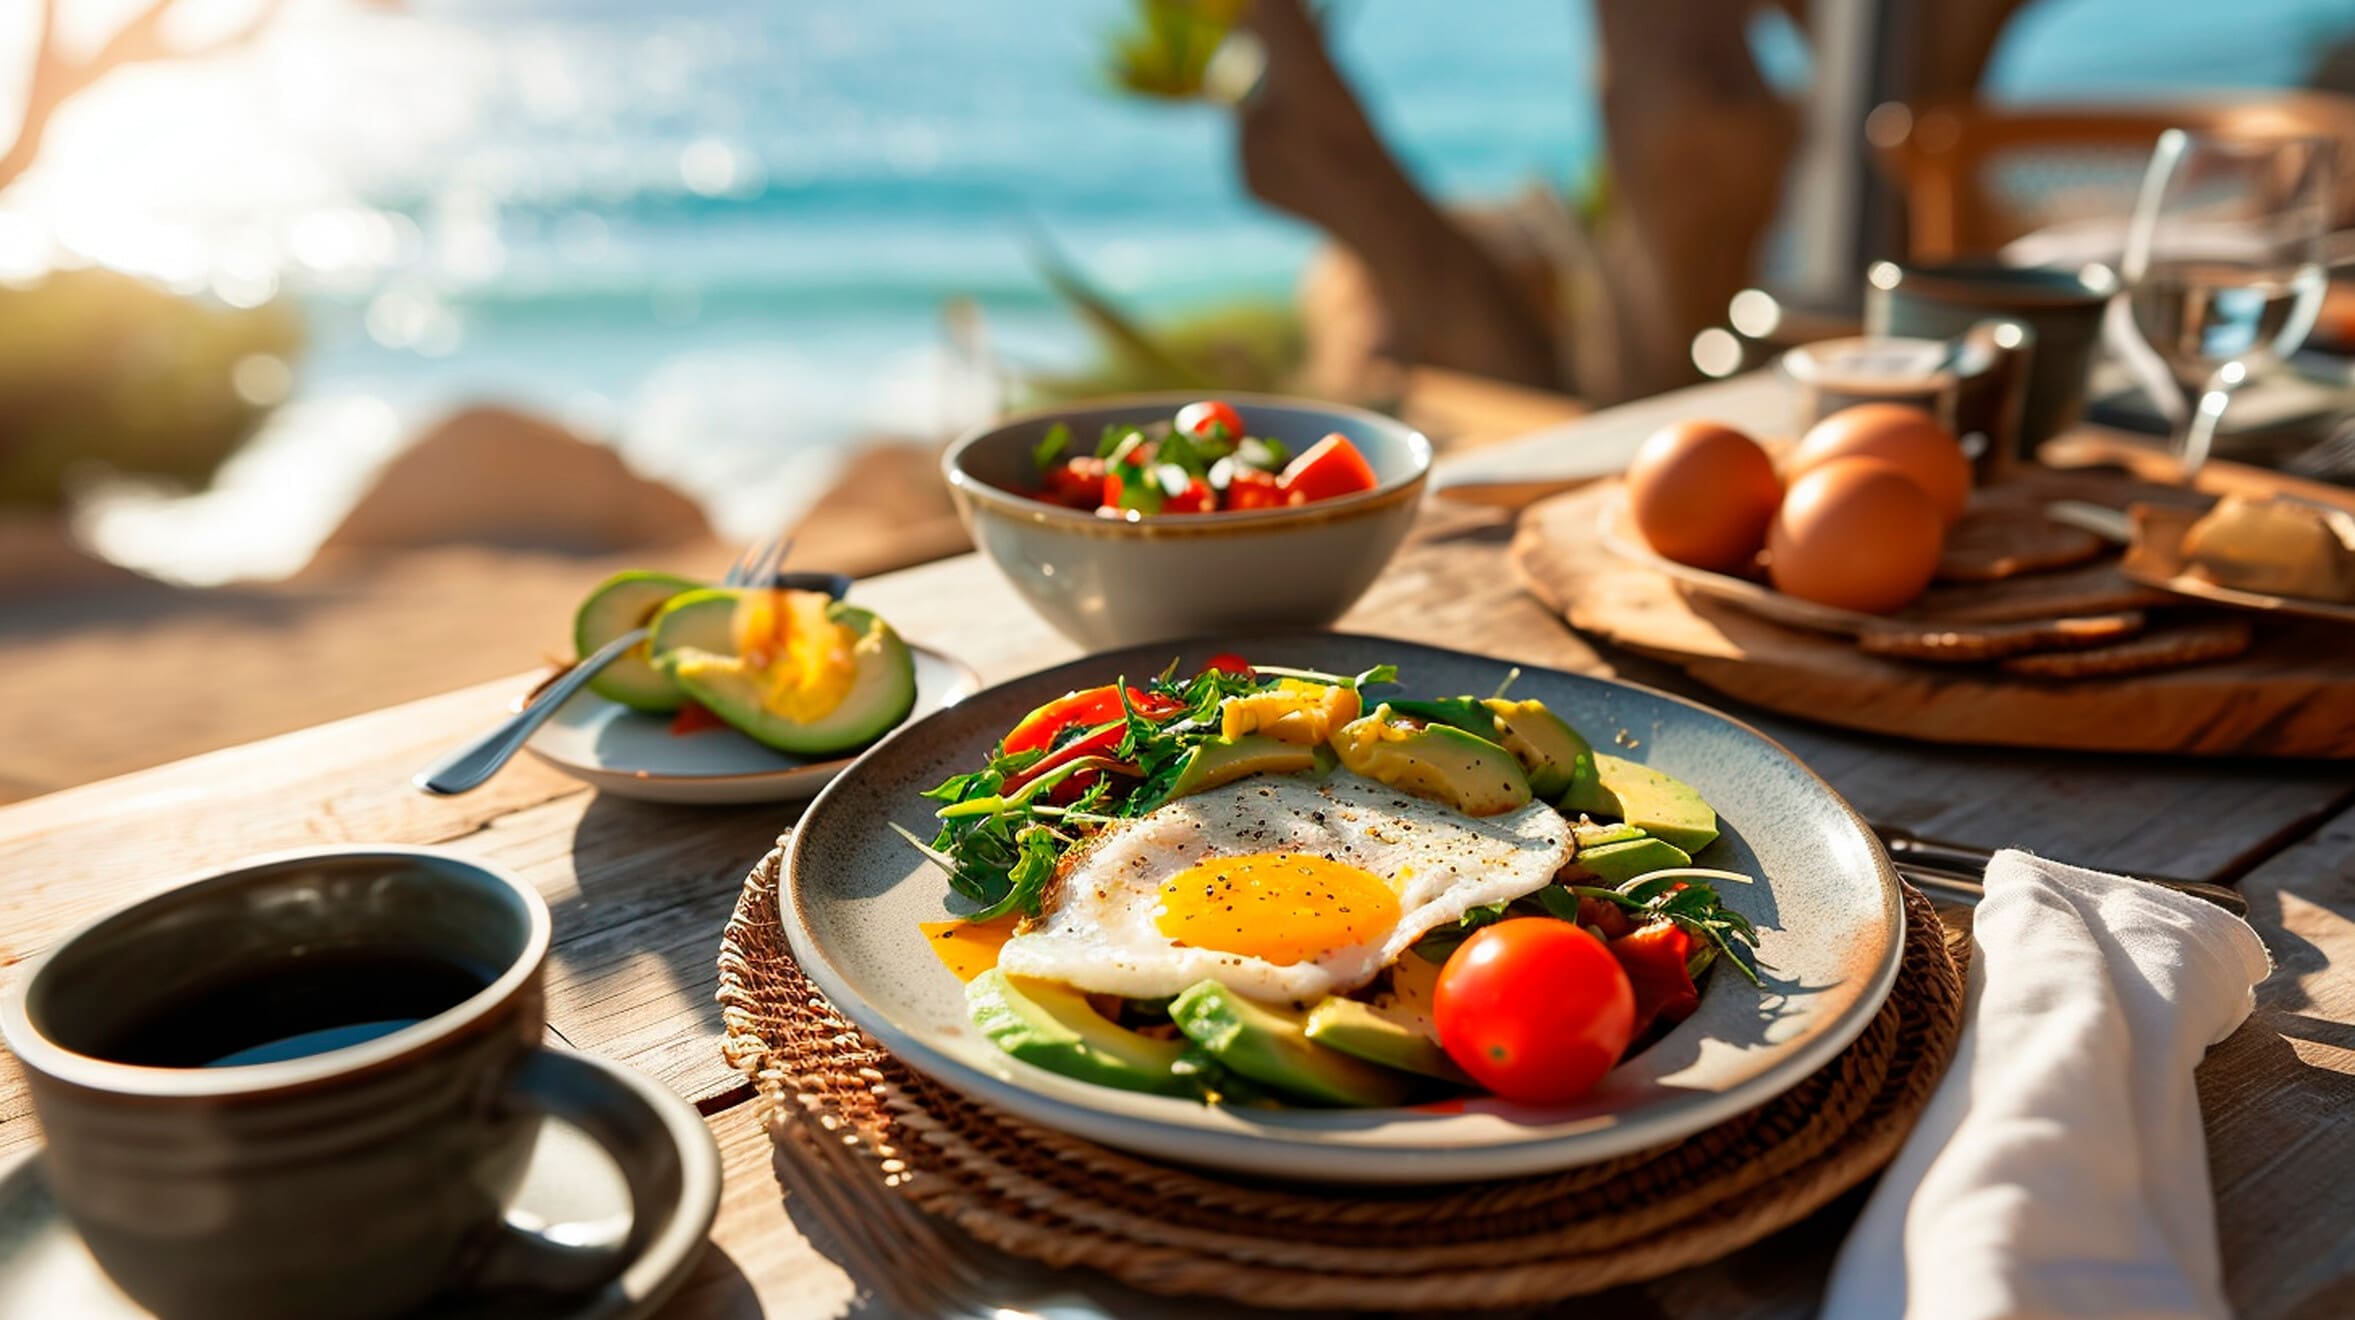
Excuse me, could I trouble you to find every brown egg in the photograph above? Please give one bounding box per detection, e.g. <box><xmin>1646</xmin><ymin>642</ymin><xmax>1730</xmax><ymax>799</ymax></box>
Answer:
<box><xmin>1624</xmin><ymin>421</ymin><xmax>1782</xmax><ymax>573</ymax></box>
<box><xmin>1768</xmin><ymin>458</ymin><xmax>1945</xmax><ymax>613</ymax></box>
<box><xmin>1790</xmin><ymin>403</ymin><xmax>1972</xmax><ymax>527</ymax></box>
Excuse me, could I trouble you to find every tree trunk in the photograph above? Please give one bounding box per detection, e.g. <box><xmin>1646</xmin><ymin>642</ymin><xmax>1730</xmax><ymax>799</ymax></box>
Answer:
<box><xmin>1234</xmin><ymin>0</ymin><xmax>1565</xmax><ymax>390</ymax></box>
<box><xmin>1590</xmin><ymin>0</ymin><xmax>1801</xmax><ymax>399</ymax></box>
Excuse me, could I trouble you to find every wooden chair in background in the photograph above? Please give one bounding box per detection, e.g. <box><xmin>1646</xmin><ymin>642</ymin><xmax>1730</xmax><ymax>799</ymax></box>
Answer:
<box><xmin>1867</xmin><ymin>92</ymin><xmax>2355</xmax><ymax>263</ymax></box>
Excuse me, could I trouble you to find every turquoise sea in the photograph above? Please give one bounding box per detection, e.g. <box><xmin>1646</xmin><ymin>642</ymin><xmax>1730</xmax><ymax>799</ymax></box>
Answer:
<box><xmin>13</xmin><ymin>0</ymin><xmax>2352</xmax><ymax>579</ymax></box>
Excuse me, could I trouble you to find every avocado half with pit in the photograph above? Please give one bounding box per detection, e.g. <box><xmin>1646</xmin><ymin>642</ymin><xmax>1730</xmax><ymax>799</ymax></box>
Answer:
<box><xmin>647</xmin><ymin>587</ymin><xmax>917</xmax><ymax>756</ymax></box>
<box><xmin>573</xmin><ymin>570</ymin><xmax>702</xmax><ymax>712</ymax></box>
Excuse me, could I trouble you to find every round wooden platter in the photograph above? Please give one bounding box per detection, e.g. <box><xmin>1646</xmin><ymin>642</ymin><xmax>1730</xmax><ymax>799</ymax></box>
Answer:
<box><xmin>1510</xmin><ymin>479</ymin><xmax>2355</xmax><ymax>758</ymax></box>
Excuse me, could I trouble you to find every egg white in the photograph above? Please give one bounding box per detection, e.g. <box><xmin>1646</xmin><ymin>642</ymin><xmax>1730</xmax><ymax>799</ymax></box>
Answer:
<box><xmin>994</xmin><ymin>770</ymin><xmax>1575</xmax><ymax>1003</ymax></box>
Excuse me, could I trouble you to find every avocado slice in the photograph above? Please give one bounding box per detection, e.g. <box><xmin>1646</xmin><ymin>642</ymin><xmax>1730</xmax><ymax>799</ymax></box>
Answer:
<box><xmin>1170</xmin><ymin>981</ymin><xmax>1414</xmax><ymax>1108</ymax></box>
<box><xmin>1571</xmin><ymin>821</ymin><xmax>1647</xmax><ymax>850</ymax></box>
<box><xmin>1565</xmin><ymin>836</ymin><xmax>1693</xmax><ymax>885</ymax></box>
<box><xmin>649</xmin><ymin>588</ymin><xmax>917</xmax><ymax>756</ymax></box>
<box><xmin>967</xmin><ymin>971</ymin><xmax>1193</xmax><ymax>1098</ymax></box>
<box><xmin>1559</xmin><ymin>754</ymin><xmax>1720</xmax><ymax>855</ymax></box>
<box><xmin>1482</xmin><ymin>698</ymin><xmax>1596</xmax><ymax>801</ymax></box>
<box><xmin>1330</xmin><ymin>705</ymin><xmax>1532</xmax><ymax>817</ymax></box>
<box><xmin>1167</xmin><ymin>734</ymin><xmax>1320</xmax><ymax>801</ymax></box>
<box><xmin>573</xmin><ymin>570</ymin><xmax>701</xmax><ymax>712</ymax></box>
<box><xmin>1304</xmin><ymin>956</ymin><xmax>1471</xmax><ymax>1084</ymax></box>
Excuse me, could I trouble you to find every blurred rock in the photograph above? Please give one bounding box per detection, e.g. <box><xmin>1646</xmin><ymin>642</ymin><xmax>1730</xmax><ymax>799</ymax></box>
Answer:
<box><xmin>321</xmin><ymin>406</ymin><xmax>710</xmax><ymax>556</ymax></box>
<box><xmin>0</xmin><ymin>268</ymin><xmax>303</xmax><ymax>509</ymax></box>
<box><xmin>786</xmin><ymin>441</ymin><xmax>969</xmax><ymax>578</ymax></box>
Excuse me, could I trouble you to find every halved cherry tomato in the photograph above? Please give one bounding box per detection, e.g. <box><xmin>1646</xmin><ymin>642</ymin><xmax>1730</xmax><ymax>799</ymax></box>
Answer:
<box><xmin>1160</xmin><ymin>476</ymin><xmax>1215</xmax><ymax>514</ymax></box>
<box><xmin>1575</xmin><ymin>895</ymin><xmax>1634</xmax><ymax>941</ymax></box>
<box><xmin>1222</xmin><ymin>466</ymin><xmax>1285</xmax><ymax>511</ymax></box>
<box><xmin>1434</xmin><ymin>919</ymin><xmax>1634</xmax><ymax>1105</ymax></box>
<box><xmin>1200</xmin><ymin>652</ymin><xmax>1252</xmax><ymax>676</ymax></box>
<box><xmin>1175</xmin><ymin>399</ymin><xmax>1245</xmax><ymax>441</ymax></box>
<box><xmin>1278</xmin><ymin>433</ymin><xmax>1380</xmax><ymax>505</ymax></box>
<box><xmin>1608</xmin><ymin>921</ymin><xmax>1701</xmax><ymax>1038</ymax></box>
<box><xmin>1043</xmin><ymin>456</ymin><xmax>1108</xmax><ymax>509</ymax></box>
<box><xmin>1001</xmin><ymin>684</ymin><xmax>1184</xmax><ymax>758</ymax></box>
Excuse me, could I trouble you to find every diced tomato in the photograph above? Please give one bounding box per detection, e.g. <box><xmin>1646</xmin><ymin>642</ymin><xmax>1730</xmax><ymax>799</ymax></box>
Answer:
<box><xmin>1001</xmin><ymin>684</ymin><xmax>1184</xmax><ymax>758</ymax></box>
<box><xmin>1043</xmin><ymin>456</ymin><xmax>1107</xmax><ymax>509</ymax></box>
<box><xmin>1200</xmin><ymin>652</ymin><xmax>1252</xmax><ymax>677</ymax></box>
<box><xmin>1175</xmin><ymin>399</ymin><xmax>1245</xmax><ymax>441</ymax></box>
<box><xmin>1160</xmin><ymin>476</ymin><xmax>1215</xmax><ymax>514</ymax></box>
<box><xmin>1576</xmin><ymin>895</ymin><xmax>1634</xmax><ymax>941</ymax></box>
<box><xmin>1608</xmin><ymin>921</ymin><xmax>1701</xmax><ymax>1038</ymax></box>
<box><xmin>1278</xmin><ymin>433</ymin><xmax>1380</xmax><ymax>505</ymax></box>
<box><xmin>668</xmin><ymin>701</ymin><xmax>729</xmax><ymax>737</ymax></box>
<box><xmin>1223</xmin><ymin>466</ymin><xmax>1285</xmax><ymax>511</ymax></box>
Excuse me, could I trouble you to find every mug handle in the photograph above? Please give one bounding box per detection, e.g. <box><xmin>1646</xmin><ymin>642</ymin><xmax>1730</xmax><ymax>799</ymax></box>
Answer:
<box><xmin>464</xmin><ymin>1048</ymin><xmax>722</xmax><ymax>1299</ymax></box>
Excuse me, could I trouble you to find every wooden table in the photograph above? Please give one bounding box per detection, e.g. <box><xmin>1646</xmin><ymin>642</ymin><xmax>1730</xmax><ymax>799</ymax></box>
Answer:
<box><xmin>5</xmin><ymin>375</ymin><xmax>2353</xmax><ymax>1317</ymax></box>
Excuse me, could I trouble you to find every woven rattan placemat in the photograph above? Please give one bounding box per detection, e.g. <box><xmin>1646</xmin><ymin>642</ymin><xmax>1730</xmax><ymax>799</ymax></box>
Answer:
<box><xmin>716</xmin><ymin>838</ymin><xmax>1966</xmax><ymax>1310</ymax></box>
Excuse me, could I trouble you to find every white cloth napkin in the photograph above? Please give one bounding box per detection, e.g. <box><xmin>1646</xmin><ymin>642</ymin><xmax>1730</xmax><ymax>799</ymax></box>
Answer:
<box><xmin>1823</xmin><ymin>849</ymin><xmax>2272</xmax><ymax>1320</ymax></box>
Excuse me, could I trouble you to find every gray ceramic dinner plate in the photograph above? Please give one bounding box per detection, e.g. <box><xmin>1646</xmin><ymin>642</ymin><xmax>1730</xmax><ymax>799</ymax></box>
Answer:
<box><xmin>781</xmin><ymin>633</ymin><xmax>1904</xmax><ymax>1185</ymax></box>
<box><xmin>526</xmin><ymin>644</ymin><xmax>979</xmax><ymax>804</ymax></box>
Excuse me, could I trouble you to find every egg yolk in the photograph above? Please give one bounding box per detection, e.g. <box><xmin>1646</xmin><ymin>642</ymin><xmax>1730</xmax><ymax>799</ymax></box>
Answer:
<box><xmin>732</xmin><ymin>588</ymin><xmax>859</xmax><ymax>722</ymax></box>
<box><xmin>1154</xmin><ymin>852</ymin><xmax>1401</xmax><ymax>966</ymax></box>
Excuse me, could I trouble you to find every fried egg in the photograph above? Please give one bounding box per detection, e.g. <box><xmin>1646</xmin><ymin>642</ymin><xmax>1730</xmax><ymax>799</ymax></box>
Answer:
<box><xmin>994</xmin><ymin>771</ymin><xmax>1575</xmax><ymax>1003</ymax></box>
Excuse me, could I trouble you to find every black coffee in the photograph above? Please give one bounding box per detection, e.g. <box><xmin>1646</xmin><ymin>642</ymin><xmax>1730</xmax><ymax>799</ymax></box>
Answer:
<box><xmin>93</xmin><ymin>947</ymin><xmax>492</xmax><ymax>1068</ymax></box>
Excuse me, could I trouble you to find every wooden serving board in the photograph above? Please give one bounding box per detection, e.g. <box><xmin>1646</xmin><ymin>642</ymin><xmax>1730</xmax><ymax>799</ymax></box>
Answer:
<box><xmin>1511</xmin><ymin>479</ymin><xmax>2355</xmax><ymax>758</ymax></box>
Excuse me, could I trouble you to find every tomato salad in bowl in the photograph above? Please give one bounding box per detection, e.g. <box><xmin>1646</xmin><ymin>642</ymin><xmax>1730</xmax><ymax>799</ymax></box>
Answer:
<box><xmin>943</xmin><ymin>393</ymin><xmax>1431</xmax><ymax>649</ymax></box>
<box><xmin>898</xmin><ymin>652</ymin><xmax>1764</xmax><ymax>1110</ymax></box>
<box><xmin>1031</xmin><ymin>398</ymin><xmax>1383</xmax><ymax>519</ymax></box>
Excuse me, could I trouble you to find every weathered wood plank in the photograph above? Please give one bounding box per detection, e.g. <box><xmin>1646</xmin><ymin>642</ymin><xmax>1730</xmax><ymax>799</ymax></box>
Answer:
<box><xmin>0</xmin><ymin>678</ymin><xmax>588</xmax><ymax>970</ymax></box>
<box><xmin>2199</xmin><ymin>800</ymin><xmax>2355</xmax><ymax>1319</ymax></box>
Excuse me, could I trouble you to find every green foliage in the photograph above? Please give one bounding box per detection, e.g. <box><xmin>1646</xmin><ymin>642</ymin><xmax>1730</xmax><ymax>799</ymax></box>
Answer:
<box><xmin>0</xmin><ymin>268</ymin><xmax>303</xmax><ymax>508</ymax></box>
<box><xmin>1106</xmin><ymin>0</ymin><xmax>1250</xmax><ymax>100</ymax></box>
<box><xmin>1018</xmin><ymin>300</ymin><xmax>1305</xmax><ymax>406</ymax></box>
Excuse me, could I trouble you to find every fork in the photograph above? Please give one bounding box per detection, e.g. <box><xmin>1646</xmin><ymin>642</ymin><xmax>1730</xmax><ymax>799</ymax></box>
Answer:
<box><xmin>769</xmin><ymin>1092</ymin><xmax>1064</xmax><ymax>1319</ymax></box>
<box><xmin>410</xmin><ymin>534</ymin><xmax>792</xmax><ymax>796</ymax></box>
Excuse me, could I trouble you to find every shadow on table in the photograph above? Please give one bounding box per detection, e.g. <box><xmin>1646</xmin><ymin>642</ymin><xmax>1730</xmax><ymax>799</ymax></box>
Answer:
<box><xmin>544</xmin><ymin>791</ymin><xmax>802</xmax><ymax>1095</ymax></box>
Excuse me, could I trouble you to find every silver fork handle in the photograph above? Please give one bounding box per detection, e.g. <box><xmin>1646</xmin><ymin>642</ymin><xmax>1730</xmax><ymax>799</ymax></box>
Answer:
<box><xmin>412</xmin><ymin>627</ymin><xmax>649</xmax><ymax>796</ymax></box>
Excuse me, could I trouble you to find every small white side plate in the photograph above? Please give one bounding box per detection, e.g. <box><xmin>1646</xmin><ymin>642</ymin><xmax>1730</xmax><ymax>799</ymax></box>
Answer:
<box><xmin>526</xmin><ymin>644</ymin><xmax>979</xmax><ymax>804</ymax></box>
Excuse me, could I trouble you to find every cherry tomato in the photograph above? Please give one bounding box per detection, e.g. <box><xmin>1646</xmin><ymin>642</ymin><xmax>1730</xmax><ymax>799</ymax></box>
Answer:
<box><xmin>1575</xmin><ymin>895</ymin><xmax>1634</xmax><ymax>941</ymax></box>
<box><xmin>1608</xmin><ymin>921</ymin><xmax>1701</xmax><ymax>1038</ymax></box>
<box><xmin>1200</xmin><ymin>652</ymin><xmax>1252</xmax><ymax>676</ymax></box>
<box><xmin>1175</xmin><ymin>399</ymin><xmax>1245</xmax><ymax>441</ymax></box>
<box><xmin>1434</xmin><ymin>919</ymin><xmax>1634</xmax><ymax>1105</ymax></box>
<box><xmin>1278</xmin><ymin>433</ymin><xmax>1380</xmax><ymax>505</ymax></box>
<box><xmin>1043</xmin><ymin>456</ymin><xmax>1107</xmax><ymax>509</ymax></box>
<box><xmin>1160</xmin><ymin>476</ymin><xmax>1215</xmax><ymax>514</ymax></box>
<box><xmin>1001</xmin><ymin>685</ymin><xmax>1183</xmax><ymax>757</ymax></box>
<box><xmin>1222</xmin><ymin>466</ymin><xmax>1285</xmax><ymax>511</ymax></box>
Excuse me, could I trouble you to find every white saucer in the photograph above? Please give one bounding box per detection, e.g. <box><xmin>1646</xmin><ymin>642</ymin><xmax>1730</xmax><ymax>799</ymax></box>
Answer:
<box><xmin>0</xmin><ymin>1054</ymin><xmax>720</xmax><ymax>1319</ymax></box>
<box><xmin>526</xmin><ymin>643</ymin><xmax>980</xmax><ymax>804</ymax></box>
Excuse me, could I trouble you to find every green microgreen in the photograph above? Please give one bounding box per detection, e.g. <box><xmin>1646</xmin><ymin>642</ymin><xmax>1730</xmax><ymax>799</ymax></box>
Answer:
<box><xmin>1031</xmin><ymin>421</ymin><xmax>1072</xmax><ymax>474</ymax></box>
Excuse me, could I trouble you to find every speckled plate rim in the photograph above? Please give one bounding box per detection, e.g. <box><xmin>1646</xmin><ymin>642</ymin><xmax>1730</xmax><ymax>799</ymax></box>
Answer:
<box><xmin>778</xmin><ymin>633</ymin><xmax>1905</xmax><ymax>1185</ymax></box>
<box><xmin>524</xmin><ymin>643</ymin><xmax>980</xmax><ymax>804</ymax></box>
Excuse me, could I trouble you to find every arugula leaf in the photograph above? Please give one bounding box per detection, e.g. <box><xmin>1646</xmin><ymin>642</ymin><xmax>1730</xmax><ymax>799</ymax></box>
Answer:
<box><xmin>1237</xmin><ymin>436</ymin><xmax>1288</xmax><ymax>471</ymax></box>
<box><xmin>1248</xmin><ymin>662</ymin><xmax>1399</xmax><ymax>691</ymax></box>
<box><xmin>1031</xmin><ymin>422</ymin><xmax>1072</xmax><ymax>475</ymax></box>
<box><xmin>1097</xmin><ymin>423</ymin><xmax>1146</xmax><ymax>459</ymax></box>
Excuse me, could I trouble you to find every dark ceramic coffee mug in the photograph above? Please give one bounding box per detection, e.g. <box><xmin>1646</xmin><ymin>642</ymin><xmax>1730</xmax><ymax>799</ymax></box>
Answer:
<box><xmin>1866</xmin><ymin>259</ymin><xmax>2119</xmax><ymax>456</ymax></box>
<box><xmin>0</xmin><ymin>847</ymin><xmax>716</xmax><ymax>1320</ymax></box>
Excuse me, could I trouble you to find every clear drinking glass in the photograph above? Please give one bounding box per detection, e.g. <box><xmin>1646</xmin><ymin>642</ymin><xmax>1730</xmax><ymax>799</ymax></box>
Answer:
<box><xmin>2117</xmin><ymin>130</ymin><xmax>2335</xmax><ymax>477</ymax></box>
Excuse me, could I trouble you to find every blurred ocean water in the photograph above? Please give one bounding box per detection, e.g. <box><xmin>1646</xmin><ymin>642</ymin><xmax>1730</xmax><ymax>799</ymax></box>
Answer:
<box><xmin>6</xmin><ymin>0</ymin><xmax>2349</xmax><ymax>579</ymax></box>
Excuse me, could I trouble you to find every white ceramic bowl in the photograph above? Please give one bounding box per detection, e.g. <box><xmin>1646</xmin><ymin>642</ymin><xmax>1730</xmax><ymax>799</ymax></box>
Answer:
<box><xmin>943</xmin><ymin>394</ymin><xmax>1432</xmax><ymax>648</ymax></box>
